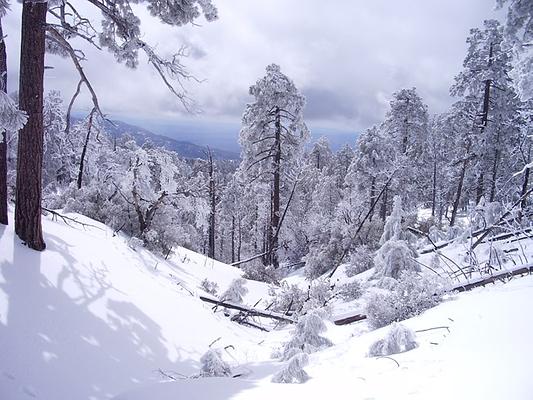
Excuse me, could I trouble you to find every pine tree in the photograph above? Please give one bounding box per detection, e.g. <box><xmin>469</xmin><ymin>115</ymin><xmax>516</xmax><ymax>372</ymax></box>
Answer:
<box><xmin>15</xmin><ymin>0</ymin><xmax>48</xmax><ymax>250</ymax></box>
<box><xmin>238</xmin><ymin>64</ymin><xmax>309</xmax><ymax>268</ymax></box>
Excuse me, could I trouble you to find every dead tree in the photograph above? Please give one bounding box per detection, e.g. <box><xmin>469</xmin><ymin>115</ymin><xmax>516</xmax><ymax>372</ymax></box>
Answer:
<box><xmin>76</xmin><ymin>108</ymin><xmax>97</xmax><ymax>189</ymax></box>
<box><xmin>15</xmin><ymin>1</ymin><xmax>48</xmax><ymax>251</ymax></box>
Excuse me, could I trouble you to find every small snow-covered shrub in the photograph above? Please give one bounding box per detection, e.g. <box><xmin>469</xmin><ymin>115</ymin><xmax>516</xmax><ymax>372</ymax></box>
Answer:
<box><xmin>373</xmin><ymin>240</ymin><xmax>419</xmax><ymax>279</ymax></box>
<box><xmin>281</xmin><ymin>309</ymin><xmax>332</xmax><ymax>360</ymax></box>
<box><xmin>199</xmin><ymin>349</ymin><xmax>232</xmax><ymax>377</ymax></box>
<box><xmin>269</xmin><ymin>282</ymin><xmax>306</xmax><ymax>316</ymax></box>
<box><xmin>368</xmin><ymin>323</ymin><xmax>417</xmax><ymax>357</ymax></box>
<box><xmin>272</xmin><ymin>352</ymin><xmax>309</xmax><ymax>384</ymax></box>
<box><xmin>200</xmin><ymin>279</ymin><xmax>219</xmax><ymax>296</ymax></box>
<box><xmin>346</xmin><ymin>245</ymin><xmax>374</xmax><ymax>276</ymax></box>
<box><xmin>221</xmin><ymin>278</ymin><xmax>248</xmax><ymax>303</ymax></box>
<box><xmin>242</xmin><ymin>259</ymin><xmax>281</xmax><ymax>283</ymax></box>
<box><xmin>336</xmin><ymin>280</ymin><xmax>362</xmax><ymax>301</ymax></box>
<box><xmin>302</xmin><ymin>279</ymin><xmax>333</xmax><ymax>314</ymax></box>
<box><xmin>366</xmin><ymin>272</ymin><xmax>445</xmax><ymax>329</ymax></box>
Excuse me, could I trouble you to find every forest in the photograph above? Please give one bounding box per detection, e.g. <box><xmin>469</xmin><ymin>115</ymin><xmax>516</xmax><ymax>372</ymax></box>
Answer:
<box><xmin>0</xmin><ymin>0</ymin><xmax>532</xmax><ymax>399</ymax></box>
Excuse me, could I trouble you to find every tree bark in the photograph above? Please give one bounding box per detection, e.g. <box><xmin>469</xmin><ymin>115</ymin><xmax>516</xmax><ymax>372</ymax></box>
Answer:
<box><xmin>207</xmin><ymin>148</ymin><xmax>216</xmax><ymax>259</ymax></box>
<box><xmin>519</xmin><ymin>167</ymin><xmax>530</xmax><ymax>219</ymax></box>
<box><xmin>0</xmin><ymin>20</ymin><xmax>8</xmax><ymax>225</ymax></box>
<box><xmin>231</xmin><ymin>215</ymin><xmax>235</xmax><ymax>263</ymax></box>
<box><xmin>76</xmin><ymin>109</ymin><xmax>95</xmax><ymax>189</ymax></box>
<box><xmin>15</xmin><ymin>1</ymin><xmax>47</xmax><ymax>250</ymax></box>
<box><xmin>431</xmin><ymin>157</ymin><xmax>437</xmax><ymax>217</ymax></box>
<box><xmin>450</xmin><ymin>157</ymin><xmax>468</xmax><ymax>227</ymax></box>
<box><xmin>267</xmin><ymin>107</ymin><xmax>281</xmax><ymax>268</ymax></box>
<box><xmin>369</xmin><ymin>176</ymin><xmax>376</xmax><ymax>221</ymax></box>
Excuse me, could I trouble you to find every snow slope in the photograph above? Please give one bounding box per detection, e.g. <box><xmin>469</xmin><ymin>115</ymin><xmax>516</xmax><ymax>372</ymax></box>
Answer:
<box><xmin>2</xmin><ymin>208</ymin><xmax>533</xmax><ymax>400</ymax></box>
<box><xmin>0</xmin><ymin>209</ymin><xmax>270</xmax><ymax>400</ymax></box>
<box><xmin>116</xmin><ymin>274</ymin><xmax>533</xmax><ymax>400</ymax></box>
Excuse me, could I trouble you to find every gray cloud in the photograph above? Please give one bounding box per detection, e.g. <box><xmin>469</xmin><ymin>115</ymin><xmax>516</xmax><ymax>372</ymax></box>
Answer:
<box><xmin>3</xmin><ymin>0</ymin><xmax>506</xmax><ymax>137</ymax></box>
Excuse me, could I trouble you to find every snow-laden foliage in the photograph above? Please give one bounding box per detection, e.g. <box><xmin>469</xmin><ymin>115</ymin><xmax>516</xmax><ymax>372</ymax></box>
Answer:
<box><xmin>269</xmin><ymin>282</ymin><xmax>306</xmax><ymax>316</ymax></box>
<box><xmin>346</xmin><ymin>245</ymin><xmax>375</xmax><ymax>276</ymax></box>
<box><xmin>280</xmin><ymin>309</ymin><xmax>332</xmax><ymax>361</ymax></box>
<box><xmin>46</xmin><ymin>0</ymin><xmax>218</xmax><ymax>109</ymax></box>
<box><xmin>336</xmin><ymin>280</ymin><xmax>362</xmax><ymax>301</ymax></box>
<box><xmin>272</xmin><ymin>352</ymin><xmax>309</xmax><ymax>384</ymax></box>
<box><xmin>303</xmin><ymin>279</ymin><xmax>333</xmax><ymax>314</ymax></box>
<box><xmin>366</xmin><ymin>272</ymin><xmax>445</xmax><ymax>329</ymax></box>
<box><xmin>0</xmin><ymin>91</ymin><xmax>27</xmax><ymax>136</ymax></box>
<box><xmin>237</xmin><ymin>63</ymin><xmax>309</xmax><ymax>271</ymax></box>
<box><xmin>242</xmin><ymin>259</ymin><xmax>281</xmax><ymax>284</ymax></box>
<box><xmin>200</xmin><ymin>279</ymin><xmax>219</xmax><ymax>296</ymax></box>
<box><xmin>374</xmin><ymin>240</ymin><xmax>420</xmax><ymax>279</ymax></box>
<box><xmin>374</xmin><ymin>196</ymin><xmax>420</xmax><ymax>279</ymax></box>
<box><xmin>221</xmin><ymin>278</ymin><xmax>248</xmax><ymax>304</ymax></box>
<box><xmin>368</xmin><ymin>323</ymin><xmax>418</xmax><ymax>357</ymax></box>
<box><xmin>304</xmin><ymin>230</ymin><xmax>344</xmax><ymax>279</ymax></box>
<box><xmin>198</xmin><ymin>349</ymin><xmax>232</xmax><ymax>378</ymax></box>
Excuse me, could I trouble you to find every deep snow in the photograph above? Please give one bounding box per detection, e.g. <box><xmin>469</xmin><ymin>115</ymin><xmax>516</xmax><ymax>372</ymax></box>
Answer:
<box><xmin>1</xmin><ymin>208</ymin><xmax>533</xmax><ymax>400</ymax></box>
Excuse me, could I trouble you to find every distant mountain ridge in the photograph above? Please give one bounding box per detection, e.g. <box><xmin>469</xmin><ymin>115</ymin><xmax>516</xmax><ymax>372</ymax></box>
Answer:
<box><xmin>102</xmin><ymin>119</ymin><xmax>240</xmax><ymax>160</ymax></box>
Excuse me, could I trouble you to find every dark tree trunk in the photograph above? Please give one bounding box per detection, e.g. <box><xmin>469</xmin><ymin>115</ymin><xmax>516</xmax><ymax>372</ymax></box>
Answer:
<box><xmin>431</xmin><ymin>157</ymin><xmax>437</xmax><ymax>217</ymax></box>
<box><xmin>207</xmin><ymin>149</ymin><xmax>216</xmax><ymax>259</ymax></box>
<box><xmin>15</xmin><ymin>2</ymin><xmax>47</xmax><ymax>251</ymax></box>
<box><xmin>76</xmin><ymin>110</ymin><xmax>94</xmax><ymax>189</ymax></box>
<box><xmin>267</xmin><ymin>107</ymin><xmax>281</xmax><ymax>268</ymax></box>
<box><xmin>369</xmin><ymin>176</ymin><xmax>376</xmax><ymax>221</ymax></box>
<box><xmin>0</xmin><ymin>21</ymin><xmax>8</xmax><ymax>225</ymax></box>
<box><xmin>489</xmin><ymin>129</ymin><xmax>501</xmax><ymax>202</ymax></box>
<box><xmin>480</xmin><ymin>43</ymin><xmax>493</xmax><ymax>129</ymax></box>
<box><xmin>380</xmin><ymin>185</ymin><xmax>388</xmax><ymax>221</ymax></box>
<box><xmin>474</xmin><ymin>43</ymin><xmax>494</xmax><ymax>205</ymax></box>
<box><xmin>237</xmin><ymin>217</ymin><xmax>242</xmax><ymax>262</ymax></box>
<box><xmin>475</xmin><ymin>172</ymin><xmax>484</xmax><ymax>204</ymax></box>
<box><xmin>231</xmin><ymin>216</ymin><xmax>235</xmax><ymax>263</ymax></box>
<box><xmin>450</xmin><ymin>158</ymin><xmax>468</xmax><ymax>227</ymax></box>
<box><xmin>519</xmin><ymin>167</ymin><xmax>530</xmax><ymax>221</ymax></box>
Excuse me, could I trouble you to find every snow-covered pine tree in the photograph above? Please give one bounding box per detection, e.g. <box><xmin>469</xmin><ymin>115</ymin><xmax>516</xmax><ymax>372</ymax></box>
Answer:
<box><xmin>379</xmin><ymin>88</ymin><xmax>430</xmax><ymax>212</ymax></box>
<box><xmin>280</xmin><ymin>308</ymin><xmax>332</xmax><ymax>361</ymax></box>
<box><xmin>368</xmin><ymin>323</ymin><xmax>418</xmax><ymax>357</ymax></box>
<box><xmin>238</xmin><ymin>64</ymin><xmax>309</xmax><ymax>269</ymax></box>
<box><xmin>199</xmin><ymin>348</ymin><xmax>232</xmax><ymax>378</ymax></box>
<box><xmin>272</xmin><ymin>352</ymin><xmax>309</xmax><ymax>384</ymax></box>
<box><xmin>451</xmin><ymin>19</ymin><xmax>524</xmax><ymax>204</ymax></box>
<box><xmin>374</xmin><ymin>196</ymin><xmax>419</xmax><ymax>279</ymax></box>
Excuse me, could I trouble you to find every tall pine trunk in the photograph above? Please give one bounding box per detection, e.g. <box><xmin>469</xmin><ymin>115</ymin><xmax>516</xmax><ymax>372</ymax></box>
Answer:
<box><xmin>431</xmin><ymin>157</ymin><xmax>437</xmax><ymax>217</ymax></box>
<box><xmin>15</xmin><ymin>1</ymin><xmax>47</xmax><ymax>250</ymax></box>
<box><xmin>450</xmin><ymin>158</ymin><xmax>468</xmax><ymax>227</ymax></box>
<box><xmin>0</xmin><ymin>21</ymin><xmax>8</xmax><ymax>225</ymax></box>
<box><xmin>207</xmin><ymin>149</ymin><xmax>216</xmax><ymax>259</ymax></box>
<box><xmin>267</xmin><ymin>107</ymin><xmax>281</xmax><ymax>268</ymax></box>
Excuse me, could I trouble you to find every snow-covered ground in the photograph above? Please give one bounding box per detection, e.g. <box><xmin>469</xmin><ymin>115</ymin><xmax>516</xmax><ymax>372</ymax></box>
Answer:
<box><xmin>1</xmin><ymin>209</ymin><xmax>533</xmax><ymax>399</ymax></box>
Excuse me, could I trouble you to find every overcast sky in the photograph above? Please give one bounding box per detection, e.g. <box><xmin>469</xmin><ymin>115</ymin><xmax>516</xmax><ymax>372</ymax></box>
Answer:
<box><xmin>3</xmin><ymin>0</ymin><xmax>505</xmax><ymax>148</ymax></box>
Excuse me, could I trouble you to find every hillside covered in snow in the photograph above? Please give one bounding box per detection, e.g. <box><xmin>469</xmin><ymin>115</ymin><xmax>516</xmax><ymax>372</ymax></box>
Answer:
<box><xmin>1</xmin><ymin>208</ymin><xmax>533</xmax><ymax>400</ymax></box>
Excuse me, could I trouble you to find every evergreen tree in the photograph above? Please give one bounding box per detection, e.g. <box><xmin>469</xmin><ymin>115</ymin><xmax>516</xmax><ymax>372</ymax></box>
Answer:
<box><xmin>238</xmin><ymin>64</ymin><xmax>309</xmax><ymax>268</ymax></box>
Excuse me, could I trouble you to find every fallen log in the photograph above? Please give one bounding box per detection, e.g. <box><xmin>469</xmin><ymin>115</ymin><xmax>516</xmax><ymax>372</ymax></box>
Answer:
<box><xmin>451</xmin><ymin>263</ymin><xmax>533</xmax><ymax>293</ymax></box>
<box><xmin>333</xmin><ymin>314</ymin><xmax>367</xmax><ymax>326</ymax></box>
<box><xmin>199</xmin><ymin>296</ymin><xmax>297</xmax><ymax>323</ymax></box>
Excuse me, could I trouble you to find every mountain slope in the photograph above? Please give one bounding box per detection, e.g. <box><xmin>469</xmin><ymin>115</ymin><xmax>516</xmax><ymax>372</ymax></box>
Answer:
<box><xmin>103</xmin><ymin>119</ymin><xmax>239</xmax><ymax>160</ymax></box>
<box><xmin>0</xmin><ymin>209</ymin><xmax>268</xmax><ymax>400</ymax></box>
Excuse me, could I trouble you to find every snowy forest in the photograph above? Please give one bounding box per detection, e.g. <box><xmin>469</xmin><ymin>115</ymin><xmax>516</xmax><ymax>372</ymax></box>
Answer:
<box><xmin>0</xmin><ymin>0</ymin><xmax>532</xmax><ymax>399</ymax></box>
